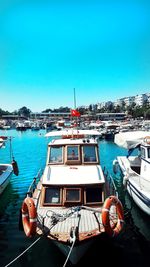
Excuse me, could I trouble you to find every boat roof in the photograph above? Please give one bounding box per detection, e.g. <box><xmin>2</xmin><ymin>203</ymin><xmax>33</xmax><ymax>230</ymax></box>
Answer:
<box><xmin>42</xmin><ymin>165</ymin><xmax>105</xmax><ymax>185</ymax></box>
<box><xmin>48</xmin><ymin>138</ymin><xmax>98</xmax><ymax>146</ymax></box>
<box><xmin>114</xmin><ymin>131</ymin><xmax>150</xmax><ymax>149</ymax></box>
<box><xmin>45</xmin><ymin>129</ymin><xmax>102</xmax><ymax>138</ymax></box>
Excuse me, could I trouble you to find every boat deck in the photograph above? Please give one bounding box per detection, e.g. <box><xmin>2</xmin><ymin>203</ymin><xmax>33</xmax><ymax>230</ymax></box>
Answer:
<box><xmin>32</xmin><ymin>180</ymin><xmax>107</xmax><ymax>242</ymax></box>
<box><xmin>36</xmin><ymin>206</ymin><xmax>104</xmax><ymax>240</ymax></box>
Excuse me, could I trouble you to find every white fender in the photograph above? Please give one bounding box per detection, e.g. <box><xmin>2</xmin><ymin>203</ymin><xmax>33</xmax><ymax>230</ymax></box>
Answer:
<box><xmin>123</xmin><ymin>174</ymin><xmax>129</xmax><ymax>188</ymax></box>
<box><xmin>113</xmin><ymin>159</ymin><xmax>119</xmax><ymax>174</ymax></box>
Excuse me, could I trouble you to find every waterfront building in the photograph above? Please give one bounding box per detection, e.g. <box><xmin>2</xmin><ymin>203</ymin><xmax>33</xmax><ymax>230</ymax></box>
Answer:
<box><xmin>134</xmin><ymin>94</ymin><xmax>148</xmax><ymax>106</ymax></box>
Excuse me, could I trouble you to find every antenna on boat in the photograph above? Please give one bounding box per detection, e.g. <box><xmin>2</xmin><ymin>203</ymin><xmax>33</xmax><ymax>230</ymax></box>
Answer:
<box><xmin>73</xmin><ymin>88</ymin><xmax>77</xmax><ymax>136</ymax></box>
<box><xmin>73</xmin><ymin>87</ymin><xmax>76</xmax><ymax>109</ymax></box>
<box><xmin>70</xmin><ymin>88</ymin><xmax>81</xmax><ymax>137</ymax></box>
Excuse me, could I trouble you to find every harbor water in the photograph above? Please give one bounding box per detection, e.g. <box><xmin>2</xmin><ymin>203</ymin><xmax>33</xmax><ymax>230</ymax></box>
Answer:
<box><xmin>0</xmin><ymin>129</ymin><xmax>150</xmax><ymax>267</ymax></box>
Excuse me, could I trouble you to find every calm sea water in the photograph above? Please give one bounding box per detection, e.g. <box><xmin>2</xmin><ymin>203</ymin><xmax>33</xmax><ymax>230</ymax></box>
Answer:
<box><xmin>0</xmin><ymin>129</ymin><xmax>150</xmax><ymax>267</ymax></box>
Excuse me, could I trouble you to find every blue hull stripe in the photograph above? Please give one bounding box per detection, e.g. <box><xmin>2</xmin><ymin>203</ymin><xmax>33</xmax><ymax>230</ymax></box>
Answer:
<box><xmin>127</xmin><ymin>180</ymin><xmax>150</xmax><ymax>207</ymax></box>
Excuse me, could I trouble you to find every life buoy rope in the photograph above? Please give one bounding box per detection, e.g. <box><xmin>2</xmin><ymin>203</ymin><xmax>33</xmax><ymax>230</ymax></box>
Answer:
<box><xmin>22</xmin><ymin>197</ymin><xmax>37</xmax><ymax>237</ymax></box>
<box><xmin>102</xmin><ymin>195</ymin><xmax>124</xmax><ymax>237</ymax></box>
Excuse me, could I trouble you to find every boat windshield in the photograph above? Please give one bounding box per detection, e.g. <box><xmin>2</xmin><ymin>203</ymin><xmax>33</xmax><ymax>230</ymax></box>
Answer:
<box><xmin>49</xmin><ymin>146</ymin><xmax>63</xmax><ymax>163</ymax></box>
<box><xmin>83</xmin><ymin>145</ymin><xmax>97</xmax><ymax>163</ymax></box>
<box><xmin>67</xmin><ymin>146</ymin><xmax>79</xmax><ymax>160</ymax></box>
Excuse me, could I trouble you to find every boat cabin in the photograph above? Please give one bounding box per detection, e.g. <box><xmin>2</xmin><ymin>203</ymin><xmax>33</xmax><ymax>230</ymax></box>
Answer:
<box><xmin>40</xmin><ymin>138</ymin><xmax>105</xmax><ymax>208</ymax></box>
<box><xmin>140</xmin><ymin>138</ymin><xmax>150</xmax><ymax>179</ymax></box>
<box><xmin>47</xmin><ymin>138</ymin><xmax>99</xmax><ymax>165</ymax></box>
<box><xmin>127</xmin><ymin>137</ymin><xmax>150</xmax><ymax>179</ymax></box>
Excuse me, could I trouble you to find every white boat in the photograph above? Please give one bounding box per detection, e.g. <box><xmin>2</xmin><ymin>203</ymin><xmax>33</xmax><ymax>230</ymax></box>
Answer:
<box><xmin>21</xmin><ymin>129</ymin><xmax>124</xmax><ymax>265</ymax></box>
<box><xmin>0</xmin><ymin>137</ymin><xmax>19</xmax><ymax>195</ymax></box>
<box><xmin>31</xmin><ymin>122</ymin><xmax>40</xmax><ymax>131</ymax></box>
<box><xmin>113</xmin><ymin>131</ymin><xmax>150</xmax><ymax>216</ymax></box>
<box><xmin>0</xmin><ymin>164</ymin><xmax>13</xmax><ymax>195</ymax></box>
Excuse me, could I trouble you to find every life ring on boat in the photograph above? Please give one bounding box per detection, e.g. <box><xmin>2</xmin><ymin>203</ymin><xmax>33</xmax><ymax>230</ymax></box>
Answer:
<box><xmin>22</xmin><ymin>197</ymin><xmax>37</xmax><ymax>237</ymax></box>
<box><xmin>102</xmin><ymin>196</ymin><xmax>124</xmax><ymax>237</ymax></box>
<box><xmin>144</xmin><ymin>136</ymin><xmax>150</xmax><ymax>145</ymax></box>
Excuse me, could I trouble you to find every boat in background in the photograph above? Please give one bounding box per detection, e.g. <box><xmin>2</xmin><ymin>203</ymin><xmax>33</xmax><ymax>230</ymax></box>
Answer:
<box><xmin>0</xmin><ymin>137</ymin><xmax>19</xmax><ymax>195</ymax></box>
<box><xmin>20</xmin><ymin>129</ymin><xmax>124</xmax><ymax>265</ymax></box>
<box><xmin>0</xmin><ymin>136</ymin><xmax>8</xmax><ymax>148</ymax></box>
<box><xmin>113</xmin><ymin>131</ymin><xmax>150</xmax><ymax>216</ymax></box>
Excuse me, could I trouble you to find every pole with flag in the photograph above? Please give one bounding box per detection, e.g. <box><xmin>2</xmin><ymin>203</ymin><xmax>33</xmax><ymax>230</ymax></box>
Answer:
<box><xmin>70</xmin><ymin>88</ymin><xmax>81</xmax><ymax>132</ymax></box>
<box><xmin>74</xmin><ymin>87</ymin><xmax>76</xmax><ymax>110</ymax></box>
<box><xmin>71</xmin><ymin>88</ymin><xmax>81</xmax><ymax>118</ymax></box>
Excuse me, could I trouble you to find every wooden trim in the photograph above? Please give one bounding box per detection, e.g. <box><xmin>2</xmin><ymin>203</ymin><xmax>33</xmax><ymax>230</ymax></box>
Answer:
<box><xmin>81</xmin><ymin>144</ymin><xmax>99</xmax><ymax>164</ymax></box>
<box><xmin>65</xmin><ymin>145</ymin><xmax>81</xmax><ymax>165</ymax></box>
<box><xmin>41</xmin><ymin>186</ymin><xmax>63</xmax><ymax>206</ymax></box>
<box><xmin>84</xmin><ymin>186</ymin><xmax>104</xmax><ymax>205</ymax></box>
<box><xmin>63</xmin><ymin>187</ymin><xmax>82</xmax><ymax>204</ymax></box>
<box><xmin>48</xmin><ymin>146</ymin><xmax>64</xmax><ymax>165</ymax></box>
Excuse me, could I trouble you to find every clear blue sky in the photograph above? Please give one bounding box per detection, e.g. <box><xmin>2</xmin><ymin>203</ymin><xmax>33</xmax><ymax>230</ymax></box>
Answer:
<box><xmin>0</xmin><ymin>0</ymin><xmax>150</xmax><ymax>112</ymax></box>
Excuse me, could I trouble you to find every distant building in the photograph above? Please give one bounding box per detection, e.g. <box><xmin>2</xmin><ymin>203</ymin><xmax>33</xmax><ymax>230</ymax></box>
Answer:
<box><xmin>30</xmin><ymin>112</ymin><xmax>71</xmax><ymax>120</ymax></box>
<box><xmin>134</xmin><ymin>94</ymin><xmax>148</xmax><ymax>106</ymax></box>
<box><xmin>2</xmin><ymin>115</ymin><xmax>27</xmax><ymax>120</ymax></box>
<box><xmin>96</xmin><ymin>112</ymin><xmax>126</xmax><ymax>121</ymax></box>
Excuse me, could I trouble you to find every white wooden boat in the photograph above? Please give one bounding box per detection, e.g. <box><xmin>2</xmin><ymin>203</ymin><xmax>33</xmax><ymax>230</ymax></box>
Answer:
<box><xmin>0</xmin><ymin>137</ymin><xmax>19</xmax><ymax>195</ymax></box>
<box><xmin>21</xmin><ymin>129</ymin><xmax>124</xmax><ymax>265</ymax></box>
<box><xmin>0</xmin><ymin>164</ymin><xmax>13</xmax><ymax>195</ymax></box>
<box><xmin>113</xmin><ymin>131</ymin><xmax>150</xmax><ymax>216</ymax></box>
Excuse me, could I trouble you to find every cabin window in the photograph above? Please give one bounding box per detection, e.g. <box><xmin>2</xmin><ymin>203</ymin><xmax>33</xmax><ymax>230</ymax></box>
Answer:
<box><xmin>44</xmin><ymin>188</ymin><xmax>61</xmax><ymax>204</ymax></box>
<box><xmin>85</xmin><ymin>187</ymin><xmax>103</xmax><ymax>204</ymax></box>
<box><xmin>67</xmin><ymin>146</ymin><xmax>79</xmax><ymax>161</ymax></box>
<box><xmin>83</xmin><ymin>145</ymin><xmax>97</xmax><ymax>163</ymax></box>
<box><xmin>64</xmin><ymin>188</ymin><xmax>81</xmax><ymax>203</ymax></box>
<box><xmin>148</xmin><ymin>148</ymin><xmax>150</xmax><ymax>158</ymax></box>
<box><xmin>49</xmin><ymin>146</ymin><xmax>63</xmax><ymax>164</ymax></box>
<box><xmin>141</xmin><ymin>147</ymin><xmax>146</xmax><ymax>159</ymax></box>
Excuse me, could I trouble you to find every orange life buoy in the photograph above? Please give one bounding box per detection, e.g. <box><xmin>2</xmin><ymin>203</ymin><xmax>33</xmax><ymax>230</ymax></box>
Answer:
<box><xmin>102</xmin><ymin>195</ymin><xmax>124</xmax><ymax>237</ymax></box>
<box><xmin>22</xmin><ymin>197</ymin><xmax>37</xmax><ymax>237</ymax></box>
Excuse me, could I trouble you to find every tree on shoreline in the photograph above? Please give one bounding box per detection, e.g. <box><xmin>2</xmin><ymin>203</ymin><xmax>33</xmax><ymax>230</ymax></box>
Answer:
<box><xmin>0</xmin><ymin>103</ymin><xmax>150</xmax><ymax>119</ymax></box>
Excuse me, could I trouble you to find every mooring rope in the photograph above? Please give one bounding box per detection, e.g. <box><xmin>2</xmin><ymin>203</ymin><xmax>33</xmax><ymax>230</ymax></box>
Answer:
<box><xmin>4</xmin><ymin>236</ymin><xmax>42</xmax><ymax>267</ymax></box>
<box><xmin>62</xmin><ymin>235</ymin><xmax>76</xmax><ymax>267</ymax></box>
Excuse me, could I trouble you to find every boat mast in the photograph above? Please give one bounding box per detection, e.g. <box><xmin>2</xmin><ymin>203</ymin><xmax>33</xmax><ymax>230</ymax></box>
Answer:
<box><xmin>74</xmin><ymin>87</ymin><xmax>76</xmax><ymax>109</ymax></box>
<box><xmin>74</xmin><ymin>88</ymin><xmax>78</xmax><ymax>129</ymax></box>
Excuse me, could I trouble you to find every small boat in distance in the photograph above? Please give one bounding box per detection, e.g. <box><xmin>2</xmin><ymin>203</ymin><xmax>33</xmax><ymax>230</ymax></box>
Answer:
<box><xmin>0</xmin><ymin>136</ymin><xmax>8</xmax><ymax>148</ymax></box>
<box><xmin>113</xmin><ymin>131</ymin><xmax>150</xmax><ymax>216</ymax></box>
<box><xmin>21</xmin><ymin>129</ymin><xmax>124</xmax><ymax>265</ymax></box>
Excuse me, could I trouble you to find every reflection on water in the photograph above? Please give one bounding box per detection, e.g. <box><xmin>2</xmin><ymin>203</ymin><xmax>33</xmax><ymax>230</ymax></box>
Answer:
<box><xmin>0</xmin><ymin>131</ymin><xmax>149</xmax><ymax>267</ymax></box>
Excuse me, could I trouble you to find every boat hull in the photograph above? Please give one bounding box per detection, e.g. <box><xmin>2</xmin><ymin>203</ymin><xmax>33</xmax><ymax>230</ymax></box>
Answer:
<box><xmin>54</xmin><ymin>238</ymin><xmax>95</xmax><ymax>265</ymax></box>
<box><xmin>126</xmin><ymin>180</ymin><xmax>150</xmax><ymax>216</ymax></box>
<box><xmin>0</xmin><ymin>164</ymin><xmax>13</xmax><ymax>195</ymax></box>
<box><xmin>116</xmin><ymin>156</ymin><xmax>150</xmax><ymax>216</ymax></box>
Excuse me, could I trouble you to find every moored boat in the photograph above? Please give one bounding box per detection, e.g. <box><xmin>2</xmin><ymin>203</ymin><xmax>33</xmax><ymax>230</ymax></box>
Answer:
<box><xmin>20</xmin><ymin>129</ymin><xmax>125</xmax><ymax>265</ymax></box>
<box><xmin>0</xmin><ymin>137</ymin><xmax>19</xmax><ymax>195</ymax></box>
<box><xmin>113</xmin><ymin>131</ymin><xmax>150</xmax><ymax>216</ymax></box>
<box><xmin>0</xmin><ymin>164</ymin><xmax>13</xmax><ymax>195</ymax></box>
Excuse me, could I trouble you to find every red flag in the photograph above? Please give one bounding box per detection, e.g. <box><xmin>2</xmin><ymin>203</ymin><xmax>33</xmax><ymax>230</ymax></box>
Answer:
<box><xmin>71</xmin><ymin>109</ymin><xmax>81</xmax><ymax>117</ymax></box>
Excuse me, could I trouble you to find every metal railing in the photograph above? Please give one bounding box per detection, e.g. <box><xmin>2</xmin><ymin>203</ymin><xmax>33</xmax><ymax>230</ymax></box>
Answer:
<box><xmin>26</xmin><ymin>168</ymin><xmax>43</xmax><ymax>197</ymax></box>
